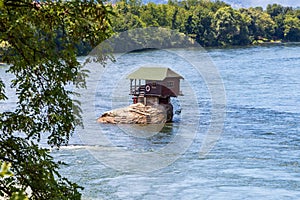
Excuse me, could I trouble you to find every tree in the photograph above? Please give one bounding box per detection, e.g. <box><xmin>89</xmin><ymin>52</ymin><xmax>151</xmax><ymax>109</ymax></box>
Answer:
<box><xmin>192</xmin><ymin>6</ymin><xmax>216</xmax><ymax>46</ymax></box>
<box><xmin>266</xmin><ymin>3</ymin><xmax>292</xmax><ymax>18</ymax></box>
<box><xmin>112</xmin><ymin>11</ymin><xmax>145</xmax><ymax>32</ymax></box>
<box><xmin>0</xmin><ymin>0</ymin><xmax>111</xmax><ymax>199</ymax></box>
<box><xmin>241</xmin><ymin>7</ymin><xmax>275</xmax><ymax>42</ymax></box>
<box><xmin>140</xmin><ymin>3</ymin><xmax>159</xmax><ymax>27</ymax></box>
<box><xmin>266</xmin><ymin>4</ymin><xmax>293</xmax><ymax>40</ymax></box>
<box><xmin>212</xmin><ymin>6</ymin><xmax>250</xmax><ymax>46</ymax></box>
<box><xmin>155</xmin><ymin>4</ymin><xmax>172</xmax><ymax>27</ymax></box>
<box><xmin>284</xmin><ymin>13</ymin><xmax>300</xmax><ymax>41</ymax></box>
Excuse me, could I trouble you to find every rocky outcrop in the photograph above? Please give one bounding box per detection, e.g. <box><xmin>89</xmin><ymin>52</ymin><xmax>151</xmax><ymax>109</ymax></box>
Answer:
<box><xmin>97</xmin><ymin>103</ymin><xmax>173</xmax><ymax>124</ymax></box>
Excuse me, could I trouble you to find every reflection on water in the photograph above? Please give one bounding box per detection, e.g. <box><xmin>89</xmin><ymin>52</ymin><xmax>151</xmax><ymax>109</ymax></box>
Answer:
<box><xmin>106</xmin><ymin>122</ymin><xmax>179</xmax><ymax>152</ymax></box>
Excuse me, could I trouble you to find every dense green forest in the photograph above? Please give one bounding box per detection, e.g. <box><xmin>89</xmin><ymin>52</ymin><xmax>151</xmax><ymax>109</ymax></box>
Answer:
<box><xmin>109</xmin><ymin>0</ymin><xmax>300</xmax><ymax>47</ymax></box>
<box><xmin>1</xmin><ymin>0</ymin><xmax>299</xmax><ymax>57</ymax></box>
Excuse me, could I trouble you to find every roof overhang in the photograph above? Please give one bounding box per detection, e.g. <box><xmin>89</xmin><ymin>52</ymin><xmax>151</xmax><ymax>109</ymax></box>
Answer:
<box><xmin>127</xmin><ymin>67</ymin><xmax>184</xmax><ymax>81</ymax></box>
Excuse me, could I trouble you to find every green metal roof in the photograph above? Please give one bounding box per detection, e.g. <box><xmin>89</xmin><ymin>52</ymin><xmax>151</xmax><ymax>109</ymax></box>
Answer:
<box><xmin>127</xmin><ymin>67</ymin><xmax>183</xmax><ymax>81</ymax></box>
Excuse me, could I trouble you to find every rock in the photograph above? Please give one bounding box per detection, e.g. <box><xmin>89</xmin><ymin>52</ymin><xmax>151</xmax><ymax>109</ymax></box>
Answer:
<box><xmin>97</xmin><ymin>103</ymin><xmax>173</xmax><ymax>124</ymax></box>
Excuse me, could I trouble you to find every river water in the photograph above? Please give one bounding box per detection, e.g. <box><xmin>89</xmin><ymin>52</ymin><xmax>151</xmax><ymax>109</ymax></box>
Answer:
<box><xmin>1</xmin><ymin>44</ymin><xmax>300</xmax><ymax>199</ymax></box>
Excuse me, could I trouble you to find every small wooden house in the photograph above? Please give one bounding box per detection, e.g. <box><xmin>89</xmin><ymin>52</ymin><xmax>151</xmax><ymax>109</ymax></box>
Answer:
<box><xmin>127</xmin><ymin>67</ymin><xmax>183</xmax><ymax>105</ymax></box>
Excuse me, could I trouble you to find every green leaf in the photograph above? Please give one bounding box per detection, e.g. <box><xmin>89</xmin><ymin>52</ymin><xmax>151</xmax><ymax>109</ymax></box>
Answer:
<box><xmin>0</xmin><ymin>162</ymin><xmax>13</xmax><ymax>178</ymax></box>
<box><xmin>10</xmin><ymin>191</ymin><xmax>29</xmax><ymax>200</ymax></box>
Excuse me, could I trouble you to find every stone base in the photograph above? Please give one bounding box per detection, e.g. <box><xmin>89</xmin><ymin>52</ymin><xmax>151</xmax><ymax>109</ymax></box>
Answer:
<box><xmin>97</xmin><ymin>103</ymin><xmax>173</xmax><ymax>124</ymax></box>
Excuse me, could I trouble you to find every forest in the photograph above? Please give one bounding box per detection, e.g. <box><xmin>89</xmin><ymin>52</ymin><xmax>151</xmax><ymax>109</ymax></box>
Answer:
<box><xmin>1</xmin><ymin>0</ymin><xmax>299</xmax><ymax>56</ymax></box>
<box><xmin>109</xmin><ymin>0</ymin><xmax>300</xmax><ymax>47</ymax></box>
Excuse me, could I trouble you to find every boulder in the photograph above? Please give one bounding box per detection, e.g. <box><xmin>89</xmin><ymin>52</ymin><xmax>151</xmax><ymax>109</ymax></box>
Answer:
<box><xmin>97</xmin><ymin>103</ymin><xmax>173</xmax><ymax>124</ymax></box>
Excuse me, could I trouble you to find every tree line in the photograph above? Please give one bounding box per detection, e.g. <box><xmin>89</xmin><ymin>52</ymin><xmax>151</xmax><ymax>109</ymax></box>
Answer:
<box><xmin>110</xmin><ymin>0</ymin><xmax>300</xmax><ymax>47</ymax></box>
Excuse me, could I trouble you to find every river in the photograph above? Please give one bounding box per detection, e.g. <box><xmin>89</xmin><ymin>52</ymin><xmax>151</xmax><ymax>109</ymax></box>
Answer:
<box><xmin>1</xmin><ymin>44</ymin><xmax>300</xmax><ymax>199</ymax></box>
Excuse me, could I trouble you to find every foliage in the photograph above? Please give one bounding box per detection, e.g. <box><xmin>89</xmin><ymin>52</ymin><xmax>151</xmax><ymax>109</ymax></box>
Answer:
<box><xmin>110</xmin><ymin>0</ymin><xmax>300</xmax><ymax>47</ymax></box>
<box><xmin>284</xmin><ymin>13</ymin><xmax>300</xmax><ymax>41</ymax></box>
<box><xmin>1</xmin><ymin>162</ymin><xmax>29</xmax><ymax>200</ymax></box>
<box><xmin>0</xmin><ymin>162</ymin><xmax>13</xmax><ymax>178</ymax></box>
<box><xmin>212</xmin><ymin>6</ymin><xmax>249</xmax><ymax>45</ymax></box>
<box><xmin>240</xmin><ymin>7</ymin><xmax>275</xmax><ymax>42</ymax></box>
<box><xmin>0</xmin><ymin>0</ymin><xmax>111</xmax><ymax>199</ymax></box>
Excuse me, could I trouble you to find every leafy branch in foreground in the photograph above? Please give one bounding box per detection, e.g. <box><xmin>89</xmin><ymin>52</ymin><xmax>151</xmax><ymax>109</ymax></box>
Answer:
<box><xmin>0</xmin><ymin>0</ymin><xmax>112</xmax><ymax>199</ymax></box>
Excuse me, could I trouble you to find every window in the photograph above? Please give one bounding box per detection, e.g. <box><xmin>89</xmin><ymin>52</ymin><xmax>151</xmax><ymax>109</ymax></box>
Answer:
<box><xmin>167</xmin><ymin>81</ymin><xmax>174</xmax><ymax>88</ymax></box>
<box><xmin>152</xmin><ymin>82</ymin><xmax>157</xmax><ymax>88</ymax></box>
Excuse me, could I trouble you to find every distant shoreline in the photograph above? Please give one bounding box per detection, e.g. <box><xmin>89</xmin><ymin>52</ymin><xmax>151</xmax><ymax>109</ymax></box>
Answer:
<box><xmin>200</xmin><ymin>41</ymin><xmax>300</xmax><ymax>52</ymax></box>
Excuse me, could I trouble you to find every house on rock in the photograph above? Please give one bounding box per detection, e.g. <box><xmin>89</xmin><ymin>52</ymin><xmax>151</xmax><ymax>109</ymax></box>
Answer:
<box><xmin>98</xmin><ymin>67</ymin><xmax>184</xmax><ymax>124</ymax></box>
<box><xmin>127</xmin><ymin>67</ymin><xmax>184</xmax><ymax>106</ymax></box>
